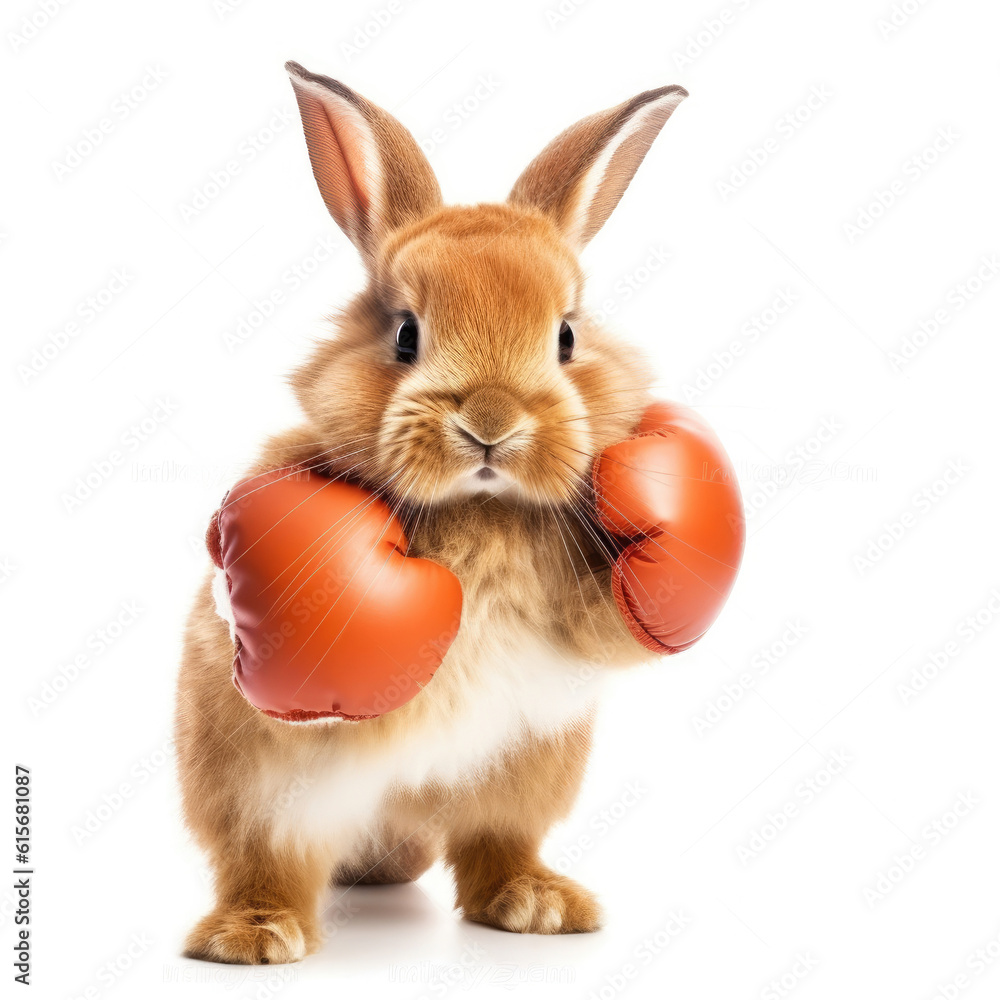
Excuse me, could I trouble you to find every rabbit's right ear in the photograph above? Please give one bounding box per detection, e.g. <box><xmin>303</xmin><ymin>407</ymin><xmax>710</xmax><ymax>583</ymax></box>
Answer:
<box><xmin>286</xmin><ymin>62</ymin><xmax>442</xmax><ymax>265</ymax></box>
<box><xmin>509</xmin><ymin>86</ymin><xmax>688</xmax><ymax>252</ymax></box>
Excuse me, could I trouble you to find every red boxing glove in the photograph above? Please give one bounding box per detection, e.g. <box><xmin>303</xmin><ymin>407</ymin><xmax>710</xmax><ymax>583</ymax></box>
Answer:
<box><xmin>593</xmin><ymin>402</ymin><xmax>744</xmax><ymax>654</ymax></box>
<box><xmin>207</xmin><ymin>468</ymin><xmax>462</xmax><ymax>722</ymax></box>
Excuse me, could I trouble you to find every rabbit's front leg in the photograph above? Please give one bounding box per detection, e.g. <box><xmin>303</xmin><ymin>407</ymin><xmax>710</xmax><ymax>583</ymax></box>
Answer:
<box><xmin>183</xmin><ymin>833</ymin><xmax>327</xmax><ymax>964</ymax></box>
<box><xmin>449</xmin><ymin>836</ymin><xmax>602</xmax><ymax>934</ymax></box>
<box><xmin>177</xmin><ymin>579</ymin><xmax>330</xmax><ymax>964</ymax></box>
<box><xmin>444</xmin><ymin>725</ymin><xmax>603</xmax><ymax>934</ymax></box>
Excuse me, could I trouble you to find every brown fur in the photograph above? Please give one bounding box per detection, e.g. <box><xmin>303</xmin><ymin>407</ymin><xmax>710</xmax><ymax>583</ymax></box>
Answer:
<box><xmin>177</xmin><ymin>65</ymin><xmax>687</xmax><ymax>963</ymax></box>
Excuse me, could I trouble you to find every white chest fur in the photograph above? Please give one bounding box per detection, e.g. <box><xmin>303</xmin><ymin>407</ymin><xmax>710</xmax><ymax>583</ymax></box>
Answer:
<box><xmin>260</xmin><ymin>618</ymin><xmax>603</xmax><ymax>851</ymax></box>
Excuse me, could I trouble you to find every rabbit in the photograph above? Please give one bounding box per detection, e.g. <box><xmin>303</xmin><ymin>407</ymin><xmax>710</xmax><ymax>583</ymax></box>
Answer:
<box><xmin>176</xmin><ymin>59</ymin><xmax>688</xmax><ymax>964</ymax></box>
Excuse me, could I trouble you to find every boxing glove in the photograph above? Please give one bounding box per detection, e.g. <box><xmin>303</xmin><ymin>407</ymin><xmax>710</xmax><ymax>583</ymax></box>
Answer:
<box><xmin>207</xmin><ymin>467</ymin><xmax>462</xmax><ymax>722</ymax></box>
<box><xmin>593</xmin><ymin>402</ymin><xmax>744</xmax><ymax>654</ymax></box>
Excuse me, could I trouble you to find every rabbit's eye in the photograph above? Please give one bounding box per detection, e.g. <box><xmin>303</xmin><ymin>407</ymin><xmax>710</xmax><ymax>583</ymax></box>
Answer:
<box><xmin>395</xmin><ymin>315</ymin><xmax>419</xmax><ymax>364</ymax></box>
<box><xmin>558</xmin><ymin>320</ymin><xmax>574</xmax><ymax>364</ymax></box>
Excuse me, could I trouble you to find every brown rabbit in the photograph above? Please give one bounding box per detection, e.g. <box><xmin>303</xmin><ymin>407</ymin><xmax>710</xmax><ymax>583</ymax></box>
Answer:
<box><xmin>176</xmin><ymin>60</ymin><xmax>687</xmax><ymax>964</ymax></box>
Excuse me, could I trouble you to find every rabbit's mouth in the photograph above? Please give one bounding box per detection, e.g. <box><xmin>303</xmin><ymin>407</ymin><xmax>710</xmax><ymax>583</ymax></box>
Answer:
<box><xmin>454</xmin><ymin>464</ymin><xmax>518</xmax><ymax>498</ymax></box>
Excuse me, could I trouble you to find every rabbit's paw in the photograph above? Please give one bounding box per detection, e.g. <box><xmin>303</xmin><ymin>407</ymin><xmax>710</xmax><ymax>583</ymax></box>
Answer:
<box><xmin>466</xmin><ymin>870</ymin><xmax>602</xmax><ymax>934</ymax></box>
<box><xmin>183</xmin><ymin>907</ymin><xmax>320</xmax><ymax>964</ymax></box>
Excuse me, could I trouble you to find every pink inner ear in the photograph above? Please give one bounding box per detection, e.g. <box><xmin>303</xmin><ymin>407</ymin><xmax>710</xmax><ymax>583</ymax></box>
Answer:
<box><xmin>295</xmin><ymin>90</ymin><xmax>372</xmax><ymax>239</ymax></box>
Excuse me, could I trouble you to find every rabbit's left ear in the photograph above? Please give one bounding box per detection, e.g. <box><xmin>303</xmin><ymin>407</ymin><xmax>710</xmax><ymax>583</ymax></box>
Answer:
<box><xmin>509</xmin><ymin>85</ymin><xmax>687</xmax><ymax>252</ymax></box>
<box><xmin>286</xmin><ymin>61</ymin><xmax>442</xmax><ymax>266</ymax></box>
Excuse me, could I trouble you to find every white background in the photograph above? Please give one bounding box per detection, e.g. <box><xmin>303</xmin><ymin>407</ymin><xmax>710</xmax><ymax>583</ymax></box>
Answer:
<box><xmin>5</xmin><ymin>0</ymin><xmax>1000</xmax><ymax>997</ymax></box>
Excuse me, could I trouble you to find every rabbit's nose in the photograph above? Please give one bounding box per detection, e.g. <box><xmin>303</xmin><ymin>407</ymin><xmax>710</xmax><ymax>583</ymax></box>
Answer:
<box><xmin>453</xmin><ymin>422</ymin><xmax>498</xmax><ymax>449</ymax></box>
<box><xmin>451</xmin><ymin>418</ymin><xmax>522</xmax><ymax>459</ymax></box>
<box><xmin>454</xmin><ymin>387</ymin><xmax>529</xmax><ymax>450</ymax></box>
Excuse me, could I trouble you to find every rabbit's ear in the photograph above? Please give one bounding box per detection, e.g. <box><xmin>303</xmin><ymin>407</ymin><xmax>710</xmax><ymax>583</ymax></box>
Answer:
<box><xmin>286</xmin><ymin>61</ymin><xmax>442</xmax><ymax>263</ymax></box>
<box><xmin>509</xmin><ymin>86</ymin><xmax>688</xmax><ymax>251</ymax></box>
